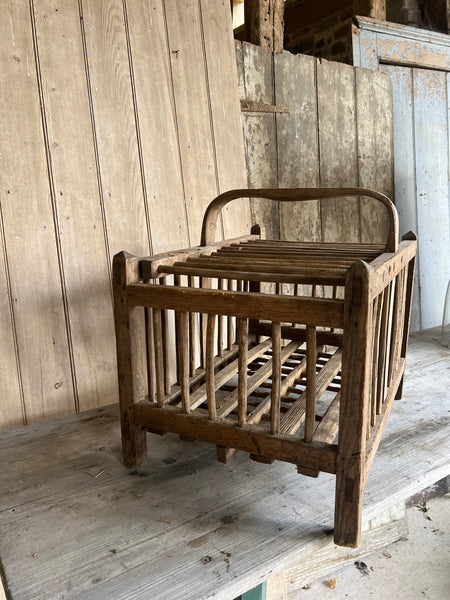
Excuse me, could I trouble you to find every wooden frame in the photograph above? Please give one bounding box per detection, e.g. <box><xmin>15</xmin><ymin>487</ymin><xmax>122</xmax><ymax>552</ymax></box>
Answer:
<box><xmin>113</xmin><ymin>188</ymin><xmax>416</xmax><ymax>548</ymax></box>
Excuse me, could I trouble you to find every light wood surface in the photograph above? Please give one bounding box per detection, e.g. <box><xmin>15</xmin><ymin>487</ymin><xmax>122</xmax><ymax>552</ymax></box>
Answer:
<box><xmin>0</xmin><ymin>329</ymin><xmax>447</xmax><ymax>600</ymax></box>
<box><xmin>0</xmin><ymin>0</ymin><xmax>248</xmax><ymax>430</ymax></box>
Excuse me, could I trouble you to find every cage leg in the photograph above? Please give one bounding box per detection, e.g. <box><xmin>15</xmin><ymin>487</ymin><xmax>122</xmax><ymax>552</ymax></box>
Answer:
<box><xmin>113</xmin><ymin>252</ymin><xmax>147</xmax><ymax>467</ymax></box>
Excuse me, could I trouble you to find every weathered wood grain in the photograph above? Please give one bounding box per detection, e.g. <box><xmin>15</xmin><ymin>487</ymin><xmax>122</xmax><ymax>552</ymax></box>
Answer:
<box><xmin>81</xmin><ymin>0</ymin><xmax>150</xmax><ymax>259</ymax></box>
<box><xmin>317</xmin><ymin>60</ymin><xmax>360</xmax><ymax>243</ymax></box>
<box><xmin>33</xmin><ymin>0</ymin><xmax>116</xmax><ymax>412</ymax></box>
<box><xmin>237</xmin><ymin>41</ymin><xmax>279</xmax><ymax>239</ymax></box>
<box><xmin>1</xmin><ymin>0</ymin><xmax>75</xmax><ymax>425</ymax></box>
<box><xmin>200</xmin><ymin>0</ymin><xmax>251</xmax><ymax>240</ymax></box>
<box><xmin>275</xmin><ymin>52</ymin><xmax>321</xmax><ymax>243</ymax></box>
<box><xmin>165</xmin><ymin>0</ymin><xmax>223</xmax><ymax>244</ymax></box>
<box><xmin>124</xmin><ymin>0</ymin><xmax>189</xmax><ymax>254</ymax></box>
<box><xmin>356</xmin><ymin>67</ymin><xmax>394</xmax><ymax>244</ymax></box>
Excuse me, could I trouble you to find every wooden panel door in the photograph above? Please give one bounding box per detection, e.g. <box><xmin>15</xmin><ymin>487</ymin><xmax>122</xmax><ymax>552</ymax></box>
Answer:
<box><xmin>353</xmin><ymin>18</ymin><xmax>450</xmax><ymax>331</ymax></box>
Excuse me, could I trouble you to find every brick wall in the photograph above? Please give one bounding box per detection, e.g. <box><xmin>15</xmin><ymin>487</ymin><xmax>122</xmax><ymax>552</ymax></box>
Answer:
<box><xmin>284</xmin><ymin>3</ymin><xmax>354</xmax><ymax>64</ymax></box>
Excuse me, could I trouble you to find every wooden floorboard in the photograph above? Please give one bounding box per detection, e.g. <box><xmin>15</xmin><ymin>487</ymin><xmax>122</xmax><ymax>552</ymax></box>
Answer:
<box><xmin>0</xmin><ymin>328</ymin><xmax>448</xmax><ymax>600</ymax></box>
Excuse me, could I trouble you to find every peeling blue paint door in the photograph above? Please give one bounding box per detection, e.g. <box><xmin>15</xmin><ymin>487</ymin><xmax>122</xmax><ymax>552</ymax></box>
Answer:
<box><xmin>353</xmin><ymin>18</ymin><xmax>450</xmax><ymax>331</ymax></box>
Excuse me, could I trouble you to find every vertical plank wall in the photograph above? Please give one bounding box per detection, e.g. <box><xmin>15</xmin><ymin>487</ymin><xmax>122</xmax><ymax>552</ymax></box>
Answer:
<box><xmin>0</xmin><ymin>0</ymin><xmax>250</xmax><ymax>431</ymax></box>
<box><xmin>236</xmin><ymin>42</ymin><xmax>394</xmax><ymax>246</ymax></box>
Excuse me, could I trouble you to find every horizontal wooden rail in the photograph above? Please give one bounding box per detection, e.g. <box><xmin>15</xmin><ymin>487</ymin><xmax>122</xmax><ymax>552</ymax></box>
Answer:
<box><xmin>133</xmin><ymin>402</ymin><xmax>338</xmax><ymax>474</ymax></box>
<box><xmin>140</xmin><ymin>234</ymin><xmax>260</xmax><ymax>280</ymax></box>
<box><xmin>127</xmin><ymin>284</ymin><xmax>344</xmax><ymax>328</ymax></box>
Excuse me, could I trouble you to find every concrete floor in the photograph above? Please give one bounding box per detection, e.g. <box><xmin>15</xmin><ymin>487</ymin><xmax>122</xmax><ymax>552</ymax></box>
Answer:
<box><xmin>291</xmin><ymin>494</ymin><xmax>450</xmax><ymax>600</ymax></box>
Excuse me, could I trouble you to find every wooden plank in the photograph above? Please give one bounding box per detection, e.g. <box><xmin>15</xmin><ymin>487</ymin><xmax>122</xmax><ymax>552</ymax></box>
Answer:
<box><xmin>33</xmin><ymin>0</ymin><xmax>117</xmax><ymax>413</ymax></box>
<box><xmin>412</xmin><ymin>67</ymin><xmax>450</xmax><ymax>329</ymax></box>
<box><xmin>285</xmin><ymin>510</ymin><xmax>408</xmax><ymax>594</ymax></box>
<box><xmin>275</xmin><ymin>52</ymin><xmax>321</xmax><ymax>243</ymax></box>
<box><xmin>165</xmin><ymin>0</ymin><xmax>223</xmax><ymax>245</ymax></box>
<box><xmin>199</xmin><ymin>0</ymin><xmax>251</xmax><ymax>240</ymax></box>
<box><xmin>0</xmin><ymin>209</ymin><xmax>22</xmax><ymax>431</ymax></box>
<box><xmin>124</xmin><ymin>0</ymin><xmax>189</xmax><ymax>253</ymax></box>
<box><xmin>379</xmin><ymin>64</ymin><xmax>421</xmax><ymax>332</ymax></box>
<box><xmin>237</xmin><ymin>41</ymin><xmax>279</xmax><ymax>239</ymax></box>
<box><xmin>127</xmin><ymin>284</ymin><xmax>344</xmax><ymax>328</ymax></box>
<box><xmin>317</xmin><ymin>60</ymin><xmax>360</xmax><ymax>243</ymax></box>
<box><xmin>0</xmin><ymin>0</ymin><xmax>75</xmax><ymax>426</ymax></box>
<box><xmin>356</xmin><ymin>67</ymin><xmax>394</xmax><ymax>245</ymax></box>
<box><xmin>304</xmin><ymin>326</ymin><xmax>317</xmax><ymax>442</ymax></box>
<box><xmin>81</xmin><ymin>0</ymin><xmax>150</xmax><ymax>259</ymax></box>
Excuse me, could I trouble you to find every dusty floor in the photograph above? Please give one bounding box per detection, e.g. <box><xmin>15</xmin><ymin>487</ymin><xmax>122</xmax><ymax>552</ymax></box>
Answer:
<box><xmin>291</xmin><ymin>494</ymin><xmax>450</xmax><ymax>600</ymax></box>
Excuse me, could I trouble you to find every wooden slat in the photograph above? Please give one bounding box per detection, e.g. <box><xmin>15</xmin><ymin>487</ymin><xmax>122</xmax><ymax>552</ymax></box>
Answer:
<box><xmin>199</xmin><ymin>0</ymin><xmax>251</xmax><ymax>239</ymax></box>
<box><xmin>275</xmin><ymin>52</ymin><xmax>321</xmax><ymax>243</ymax></box>
<box><xmin>140</xmin><ymin>235</ymin><xmax>259</xmax><ymax>280</ymax></box>
<box><xmin>237</xmin><ymin>41</ymin><xmax>279</xmax><ymax>239</ymax></box>
<box><xmin>32</xmin><ymin>0</ymin><xmax>115</xmax><ymax>413</ymax></box>
<box><xmin>317</xmin><ymin>60</ymin><xmax>359</xmax><ymax>243</ymax></box>
<box><xmin>205</xmin><ymin>314</ymin><xmax>217</xmax><ymax>420</ymax></box>
<box><xmin>280</xmin><ymin>349</ymin><xmax>343</xmax><ymax>435</ymax></box>
<box><xmin>161</xmin><ymin>264</ymin><xmax>345</xmax><ymax>286</ymax></box>
<box><xmin>313</xmin><ymin>393</ymin><xmax>340</xmax><ymax>444</ymax></box>
<box><xmin>247</xmin><ymin>350</ymin><xmax>307</xmax><ymax>425</ymax></box>
<box><xmin>304</xmin><ymin>326</ymin><xmax>317</xmax><ymax>442</ymax></box>
<box><xmin>81</xmin><ymin>0</ymin><xmax>149</xmax><ymax>259</ymax></box>
<box><xmin>127</xmin><ymin>283</ymin><xmax>344</xmax><ymax>328</ymax></box>
<box><xmin>125</xmin><ymin>0</ymin><xmax>189</xmax><ymax>254</ymax></box>
<box><xmin>356</xmin><ymin>68</ymin><xmax>394</xmax><ymax>245</ymax></box>
<box><xmin>371</xmin><ymin>294</ymin><xmax>383</xmax><ymax>427</ymax></box>
<box><xmin>165</xmin><ymin>0</ymin><xmax>223</xmax><ymax>244</ymax></box>
<box><xmin>237</xmin><ymin>318</ymin><xmax>249</xmax><ymax>426</ymax></box>
<box><xmin>145</xmin><ymin>307</ymin><xmax>156</xmax><ymax>404</ymax></box>
<box><xmin>153</xmin><ymin>308</ymin><xmax>165</xmax><ymax>408</ymax></box>
<box><xmin>179</xmin><ymin>311</ymin><xmax>190</xmax><ymax>413</ymax></box>
<box><xmin>216</xmin><ymin>340</ymin><xmax>300</xmax><ymax>420</ymax></box>
<box><xmin>186</xmin><ymin>339</ymin><xmax>272</xmax><ymax>412</ymax></box>
<box><xmin>0</xmin><ymin>0</ymin><xmax>74</xmax><ymax>427</ymax></box>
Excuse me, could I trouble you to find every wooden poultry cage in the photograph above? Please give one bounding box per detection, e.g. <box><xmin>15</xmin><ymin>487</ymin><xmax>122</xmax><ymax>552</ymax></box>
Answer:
<box><xmin>113</xmin><ymin>188</ymin><xmax>417</xmax><ymax>548</ymax></box>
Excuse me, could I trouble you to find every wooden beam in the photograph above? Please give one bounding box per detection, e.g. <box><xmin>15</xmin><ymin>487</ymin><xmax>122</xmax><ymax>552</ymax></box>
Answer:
<box><xmin>245</xmin><ymin>0</ymin><xmax>285</xmax><ymax>52</ymax></box>
<box><xmin>353</xmin><ymin>0</ymin><xmax>386</xmax><ymax>20</ymax></box>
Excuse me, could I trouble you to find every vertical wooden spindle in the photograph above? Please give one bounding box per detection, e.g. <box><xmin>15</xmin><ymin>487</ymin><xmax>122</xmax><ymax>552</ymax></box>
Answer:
<box><xmin>179</xmin><ymin>311</ymin><xmax>190</xmax><ymax>413</ymax></box>
<box><xmin>188</xmin><ymin>277</ymin><xmax>196</xmax><ymax>377</ymax></box>
<box><xmin>206</xmin><ymin>314</ymin><xmax>217</xmax><ymax>420</ymax></box>
<box><xmin>217</xmin><ymin>278</ymin><xmax>224</xmax><ymax>357</ymax></box>
<box><xmin>270</xmin><ymin>321</ymin><xmax>282</xmax><ymax>435</ymax></box>
<box><xmin>174</xmin><ymin>275</ymin><xmax>181</xmax><ymax>384</ymax></box>
<box><xmin>153</xmin><ymin>308</ymin><xmax>165</xmax><ymax>407</ymax></box>
<box><xmin>237</xmin><ymin>318</ymin><xmax>249</xmax><ymax>426</ymax></box>
<box><xmin>304</xmin><ymin>325</ymin><xmax>317</xmax><ymax>442</ymax></box>
<box><xmin>371</xmin><ymin>294</ymin><xmax>383</xmax><ymax>428</ymax></box>
<box><xmin>145</xmin><ymin>306</ymin><xmax>156</xmax><ymax>403</ymax></box>
<box><xmin>227</xmin><ymin>279</ymin><xmax>234</xmax><ymax>350</ymax></box>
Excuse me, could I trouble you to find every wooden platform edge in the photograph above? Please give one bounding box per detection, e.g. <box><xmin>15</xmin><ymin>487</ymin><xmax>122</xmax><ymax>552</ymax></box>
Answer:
<box><xmin>283</xmin><ymin>505</ymin><xmax>408</xmax><ymax>596</ymax></box>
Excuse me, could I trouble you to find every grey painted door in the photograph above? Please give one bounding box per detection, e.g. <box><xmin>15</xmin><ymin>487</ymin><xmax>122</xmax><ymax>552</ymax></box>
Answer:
<box><xmin>353</xmin><ymin>18</ymin><xmax>450</xmax><ymax>331</ymax></box>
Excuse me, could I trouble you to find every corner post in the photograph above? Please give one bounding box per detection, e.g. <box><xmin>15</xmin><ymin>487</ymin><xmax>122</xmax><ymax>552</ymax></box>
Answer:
<box><xmin>113</xmin><ymin>251</ymin><xmax>147</xmax><ymax>467</ymax></box>
<box><xmin>334</xmin><ymin>260</ymin><xmax>373</xmax><ymax>547</ymax></box>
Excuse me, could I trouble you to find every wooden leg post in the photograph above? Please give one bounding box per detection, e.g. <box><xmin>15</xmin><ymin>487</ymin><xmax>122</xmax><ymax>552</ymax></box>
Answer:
<box><xmin>334</xmin><ymin>261</ymin><xmax>372</xmax><ymax>547</ymax></box>
<box><xmin>113</xmin><ymin>251</ymin><xmax>147</xmax><ymax>467</ymax></box>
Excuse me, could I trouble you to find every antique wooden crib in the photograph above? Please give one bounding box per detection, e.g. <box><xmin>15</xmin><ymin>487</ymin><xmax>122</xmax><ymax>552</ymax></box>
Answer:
<box><xmin>113</xmin><ymin>188</ymin><xmax>417</xmax><ymax>548</ymax></box>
